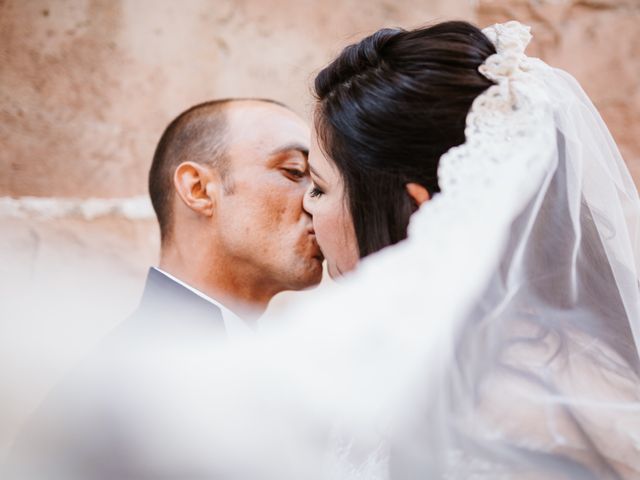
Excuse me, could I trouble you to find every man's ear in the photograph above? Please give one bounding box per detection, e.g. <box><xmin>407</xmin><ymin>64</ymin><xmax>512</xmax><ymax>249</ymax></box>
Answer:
<box><xmin>173</xmin><ymin>161</ymin><xmax>217</xmax><ymax>217</ymax></box>
<box><xmin>406</xmin><ymin>182</ymin><xmax>430</xmax><ymax>207</ymax></box>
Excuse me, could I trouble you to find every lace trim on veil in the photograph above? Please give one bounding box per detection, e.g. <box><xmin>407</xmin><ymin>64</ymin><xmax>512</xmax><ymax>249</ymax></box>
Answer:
<box><xmin>426</xmin><ymin>21</ymin><xmax>555</xmax><ymax>226</ymax></box>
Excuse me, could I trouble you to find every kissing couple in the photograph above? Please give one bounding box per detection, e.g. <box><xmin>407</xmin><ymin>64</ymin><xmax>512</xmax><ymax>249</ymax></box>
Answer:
<box><xmin>11</xmin><ymin>20</ymin><xmax>640</xmax><ymax>480</ymax></box>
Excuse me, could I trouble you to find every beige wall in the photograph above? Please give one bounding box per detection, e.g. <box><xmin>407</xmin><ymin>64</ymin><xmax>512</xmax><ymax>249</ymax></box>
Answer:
<box><xmin>0</xmin><ymin>0</ymin><xmax>472</xmax><ymax>198</ymax></box>
<box><xmin>0</xmin><ymin>0</ymin><xmax>638</xmax><ymax>456</ymax></box>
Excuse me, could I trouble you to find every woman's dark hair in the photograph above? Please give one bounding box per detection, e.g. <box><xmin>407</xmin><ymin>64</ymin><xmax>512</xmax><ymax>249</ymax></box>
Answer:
<box><xmin>314</xmin><ymin>21</ymin><xmax>496</xmax><ymax>258</ymax></box>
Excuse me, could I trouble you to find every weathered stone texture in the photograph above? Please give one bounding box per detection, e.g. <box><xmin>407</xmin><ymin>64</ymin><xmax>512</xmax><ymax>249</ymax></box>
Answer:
<box><xmin>0</xmin><ymin>0</ymin><xmax>472</xmax><ymax>198</ymax></box>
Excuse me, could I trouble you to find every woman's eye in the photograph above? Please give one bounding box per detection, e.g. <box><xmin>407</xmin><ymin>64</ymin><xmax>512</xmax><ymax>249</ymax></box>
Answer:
<box><xmin>309</xmin><ymin>186</ymin><xmax>324</xmax><ymax>198</ymax></box>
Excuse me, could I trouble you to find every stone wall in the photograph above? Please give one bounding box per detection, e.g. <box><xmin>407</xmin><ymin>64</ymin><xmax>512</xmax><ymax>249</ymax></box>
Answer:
<box><xmin>1</xmin><ymin>0</ymin><xmax>638</xmax><ymax>456</ymax></box>
<box><xmin>0</xmin><ymin>0</ymin><xmax>472</xmax><ymax>198</ymax></box>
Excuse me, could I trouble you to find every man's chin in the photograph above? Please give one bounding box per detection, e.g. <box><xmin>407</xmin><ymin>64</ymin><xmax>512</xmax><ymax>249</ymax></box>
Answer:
<box><xmin>290</xmin><ymin>259</ymin><xmax>324</xmax><ymax>290</ymax></box>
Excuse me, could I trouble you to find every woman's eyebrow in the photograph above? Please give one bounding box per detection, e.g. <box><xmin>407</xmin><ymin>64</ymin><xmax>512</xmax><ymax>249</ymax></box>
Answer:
<box><xmin>309</xmin><ymin>164</ymin><xmax>325</xmax><ymax>183</ymax></box>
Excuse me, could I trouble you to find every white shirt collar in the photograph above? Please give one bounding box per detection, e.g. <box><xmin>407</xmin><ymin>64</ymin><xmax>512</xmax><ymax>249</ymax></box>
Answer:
<box><xmin>152</xmin><ymin>267</ymin><xmax>253</xmax><ymax>339</ymax></box>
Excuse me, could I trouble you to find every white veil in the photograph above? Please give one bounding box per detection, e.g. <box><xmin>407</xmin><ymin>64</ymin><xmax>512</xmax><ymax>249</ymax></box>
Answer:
<box><xmin>385</xmin><ymin>22</ymin><xmax>640</xmax><ymax>479</ymax></box>
<box><xmin>250</xmin><ymin>20</ymin><xmax>640</xmax><ymax>479</ymax></box>
<box><xmin>7</xmin><ymin>21</ymin><xmax>640</xmax><ymax>480</ymax></box>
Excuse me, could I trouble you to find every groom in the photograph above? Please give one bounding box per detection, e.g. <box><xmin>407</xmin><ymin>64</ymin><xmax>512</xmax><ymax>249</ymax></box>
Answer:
<box><xmin>6</xmin><ymin>99</ymin><xmax>323</xmax><ymax>480</ymax></box>
<box><xmin>135</xmin><ymin>98</ymin><xmax>323</xmax><ymax>337</ymax></box>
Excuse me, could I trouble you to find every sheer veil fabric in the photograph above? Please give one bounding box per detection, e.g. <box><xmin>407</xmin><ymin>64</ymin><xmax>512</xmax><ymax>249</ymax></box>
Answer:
<box><xmin>393</xmin><ymin>22</ymin><xmax>640</xmax><ymax>479</ymax></box>
<box><xmin>271</xmin><ymin>21</ymin><xmax>640</xmax><ymax>479</ymax></box>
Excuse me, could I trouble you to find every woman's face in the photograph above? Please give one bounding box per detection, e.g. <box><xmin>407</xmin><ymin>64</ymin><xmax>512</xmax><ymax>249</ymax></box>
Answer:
<box><xmin>303</xmin><ymin>129</ymin><xmax>359</xmax><ymax>278</ymax></box>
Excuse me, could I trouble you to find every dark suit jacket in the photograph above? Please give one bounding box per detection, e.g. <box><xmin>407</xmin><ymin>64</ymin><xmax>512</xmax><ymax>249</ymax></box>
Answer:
<box><xmin>123</xmin><ymin>267</ymin><xmax>226</xmax><ymax>338</ymax></box>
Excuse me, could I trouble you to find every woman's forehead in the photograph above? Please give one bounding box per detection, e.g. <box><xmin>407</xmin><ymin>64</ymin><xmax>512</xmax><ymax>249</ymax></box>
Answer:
<box><xmin>309</xmin><ymin>130</ymin><xmax>340</xmax><ymax>181</ymax></box>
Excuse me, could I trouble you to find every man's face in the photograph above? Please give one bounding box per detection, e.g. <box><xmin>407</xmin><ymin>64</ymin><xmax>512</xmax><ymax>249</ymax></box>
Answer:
<box><xmin>213</xmin><ymin>102</ymin><xmax>323</xmax><ymax>291</ymax></box>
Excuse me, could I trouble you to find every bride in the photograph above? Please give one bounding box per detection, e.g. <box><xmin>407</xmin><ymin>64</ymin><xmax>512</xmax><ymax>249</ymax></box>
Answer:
<box><xmin>296</xmin><ymin>20</ymin><xmax>640</xmax><ymax>479</ymax></box>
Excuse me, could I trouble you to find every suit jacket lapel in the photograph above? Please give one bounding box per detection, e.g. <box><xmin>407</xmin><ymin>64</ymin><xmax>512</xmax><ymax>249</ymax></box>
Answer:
<box><xmin>132</xmin><ymin>268</ymin><xmax>226</xmax><ymax>337</ymax></box>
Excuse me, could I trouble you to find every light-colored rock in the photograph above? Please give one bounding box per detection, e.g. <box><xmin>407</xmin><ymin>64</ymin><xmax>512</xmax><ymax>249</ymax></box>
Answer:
<box><xmin>0</xmin><ymin>195</ymin><xmax>154</xmax><ymax>220</ymax></box>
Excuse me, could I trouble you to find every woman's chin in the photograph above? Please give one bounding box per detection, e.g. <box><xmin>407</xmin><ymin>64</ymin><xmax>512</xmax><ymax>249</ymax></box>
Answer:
<box><xmin>326</xmin><ymin>260</ymin><xmax>357</xmax><ymax>280</ymax></box>
<box><xmin>326</xmin><ymin>265</ymin><xmax>340</xmax><ymax>280</ymax></box>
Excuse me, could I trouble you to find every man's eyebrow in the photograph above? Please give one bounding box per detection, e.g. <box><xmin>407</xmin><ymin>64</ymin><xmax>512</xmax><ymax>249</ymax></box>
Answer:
<box><xmin>269</xmin><ymin>143</ymin><xmax>309</xmax><ymax>158</ymax></box>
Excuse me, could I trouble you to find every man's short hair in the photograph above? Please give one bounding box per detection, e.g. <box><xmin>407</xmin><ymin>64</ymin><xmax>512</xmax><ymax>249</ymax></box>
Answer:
<box><xmin>148</xmin><ymin>98</ymin><xmax>287</xmax><ymax>245</ymax></box>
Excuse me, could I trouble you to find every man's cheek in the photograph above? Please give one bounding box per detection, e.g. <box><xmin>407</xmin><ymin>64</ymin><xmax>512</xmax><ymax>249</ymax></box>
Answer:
<box><xmin>262</xmin><ymin>191</ymin><xmax>292</xmax><ymax>221</ymax></box>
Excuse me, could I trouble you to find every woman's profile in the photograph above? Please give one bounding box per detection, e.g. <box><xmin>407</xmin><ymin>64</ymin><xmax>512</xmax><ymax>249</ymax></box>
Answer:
<box><xmin>301</xmin><ymin>20</ymin><xmax>640</xmax><ymax>479</ymax></box>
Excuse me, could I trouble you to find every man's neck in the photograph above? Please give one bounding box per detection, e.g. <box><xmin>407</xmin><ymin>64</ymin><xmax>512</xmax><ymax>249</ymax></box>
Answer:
<box><xmin>158</xmin><ymin>248</ymin><xmax>277</xmax><ymax>322</ymax></box>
